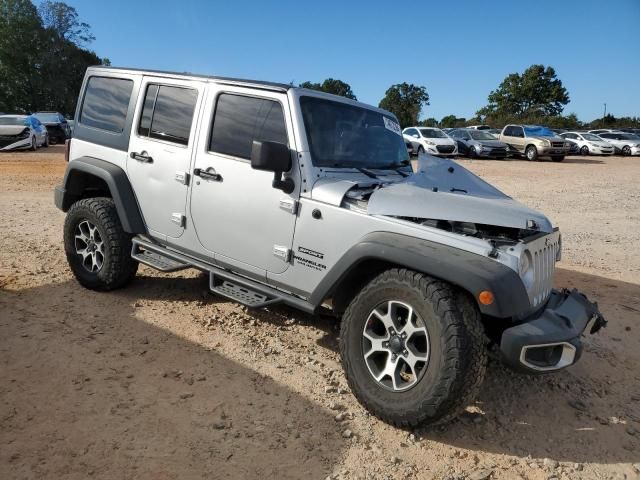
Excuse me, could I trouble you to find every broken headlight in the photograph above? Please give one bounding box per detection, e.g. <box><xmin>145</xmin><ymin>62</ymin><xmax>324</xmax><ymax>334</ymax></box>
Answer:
<box><xmin>518</xmin><ymin>250</ymin><xmax>535</xmax><ymax>291</ymax></box>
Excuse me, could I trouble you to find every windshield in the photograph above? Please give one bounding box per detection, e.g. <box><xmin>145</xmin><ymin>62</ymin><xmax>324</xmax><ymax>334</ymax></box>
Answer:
<box><xmin>470</xmin><ymin>130</ymin><xmax>496</xmax><ymax>141</ymax></box>
<box><xmin>582</xmin><ymin>133</ymin><xmax>602</xmax><ymax>141</ymax></box>
<box><xmin>0</xmin><ymin>117</ymin><xmax>28</xmax><ymax>126</ymax></box>
<box><xmin>524</xmin><ymin>126</ymin><xmax>555</xmax><ymax>137</ymax></box>
<box><xmin>619</xmin><ymin>133</ymin><xmax>640</xmax><ymax>140</ymax></box>
<box><xmin>419</xmin><ymin>128</ymin><xmax>448</xmax><ymax>138</ymax></box>
<box><xmin>34</xmin><ymin>113</ymin><xmax>61</xmax><ymax>123</ymax></box>
<box><xmin>300</xmin><ymin>96</ymin><xmax>409</xmax><ymax>169</ymax></box>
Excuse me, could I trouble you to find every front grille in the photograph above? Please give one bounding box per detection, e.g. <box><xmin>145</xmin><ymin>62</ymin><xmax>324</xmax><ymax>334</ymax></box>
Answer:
<box><xmin>529</xmin><ymin>233</ymin><xmax>561</xmax><ymax>307</ymax></box>
<box><xmin>0</xmin><ymin>136</ymin><xmax>20</xmax><ymax>148</ymax></box>
<box><xmin>436</xmin><ymin>145</ymin><xmax>455</xmax><ymax>153</ymax></box>
<box><xmin>551</xmin><ymin>142</ymin><xmax>565</xmax><ymax>148</ymax></box>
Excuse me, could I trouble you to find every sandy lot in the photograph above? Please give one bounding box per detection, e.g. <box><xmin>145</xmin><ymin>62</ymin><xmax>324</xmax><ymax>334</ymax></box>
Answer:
<box><xmin>1</xmin><ymin>146</ymin><xmax>639</xmax><ymax>480</ymax></box>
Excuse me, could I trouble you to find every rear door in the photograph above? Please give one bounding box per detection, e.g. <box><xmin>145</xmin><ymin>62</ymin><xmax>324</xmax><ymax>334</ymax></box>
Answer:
<box><xmin>127</xmin><ymin>77</ymin><xmax>204</xmax><ymax>240</ymax></box>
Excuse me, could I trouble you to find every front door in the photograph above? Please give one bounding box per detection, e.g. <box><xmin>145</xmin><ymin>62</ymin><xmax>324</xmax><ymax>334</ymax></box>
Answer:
<box><xmin>190</xmin><ymin>87</ymin><xmax>299</xmax><ymax>275</ymax></box>
<box><xmin>127</xmin><ymin>77</ymin><xmax>203</xmax><ymax>239</ymax></box>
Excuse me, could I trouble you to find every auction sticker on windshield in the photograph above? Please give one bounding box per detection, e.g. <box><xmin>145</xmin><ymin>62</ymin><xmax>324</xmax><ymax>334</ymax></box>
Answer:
<box><xmin>383</xmin><ymin>117</ymin><xmax>402</xmax><ymax>136</ymax></box>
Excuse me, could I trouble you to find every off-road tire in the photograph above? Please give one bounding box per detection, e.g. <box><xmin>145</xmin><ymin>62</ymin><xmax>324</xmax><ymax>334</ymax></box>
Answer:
<box><xmin>340</xmin><ymin>268</ymin><xmax>487</xmax><ymax>427</ymax></box>
<box><xmin>525</xmin><ymin>145</ymin><xmax>538</xmax><ymax>161</ymax></box>
<box><xmin>64</xmin><ymin>197</ymin><xmax>138</xmax><ymax>291</ymax></box>
<box><xmin>551</xmin><ymin>155</ymin><xmax>564</xmax><ymax>162</ymax></box>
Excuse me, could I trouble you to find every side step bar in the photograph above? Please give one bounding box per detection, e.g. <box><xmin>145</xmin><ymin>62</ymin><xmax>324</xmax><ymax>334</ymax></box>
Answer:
<box><xmin>130</xmin><ymin>237</ymin><xmax>314</xmax><ymax>313</ymax></box>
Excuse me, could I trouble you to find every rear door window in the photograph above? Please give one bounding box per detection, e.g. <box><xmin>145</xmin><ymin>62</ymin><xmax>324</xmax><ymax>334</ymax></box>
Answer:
<box><xmin>80</xmin><ymin>76</ymin><xmax>133</xmax><ymax>132</ymax></box>
<box><xmin>209</xmin><ymin>93</ymin><xmax>287</xmax><ymax>159</ymax></box>
<box><xmin>137</xmin><ymin>84</ymin><xmax>198</xmax><ymax>146</ymax></box>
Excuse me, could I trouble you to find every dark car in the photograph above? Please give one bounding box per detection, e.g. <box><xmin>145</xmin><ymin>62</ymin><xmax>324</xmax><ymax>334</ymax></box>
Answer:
<box><xmin>33</xmin><ymin>111</ymin><xmax>70</xmax><ymax>144</ymax></box>
<box><xmin>449</xmin><ymin>128</ymin><xmax>509</xmax><ymax>159</ymax></box>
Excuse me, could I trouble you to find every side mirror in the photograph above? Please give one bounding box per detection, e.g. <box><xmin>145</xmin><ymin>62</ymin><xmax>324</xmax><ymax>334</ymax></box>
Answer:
<box><xmin>251</xmin><ymin>140</ymin><xmax>294</xmax><ymax>194</ymax></box>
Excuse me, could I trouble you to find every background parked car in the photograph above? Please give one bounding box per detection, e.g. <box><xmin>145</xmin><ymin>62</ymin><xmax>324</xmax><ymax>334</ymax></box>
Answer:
<box><xmin>499</xmin><ymin>124</ymin><xmax>570</xmax><ymax>161</ymax></box>
<box><xmin>486</xmin><ymin>128</ymin><xmax>502</xmax><ymax>138</ymax></box>
<box><xmin>449</xmin><ymin>128</ymin><xmax>509</xmax><ymax>159</ymax></box>
<box><xmin>467</xmin><ymin>125</ymin><xmax>491</xmax><ymax>130</ymax></box>
<box><xmin>588</xmin><ymin>129</ymin><xmax>620</xmax><ymax>135</ymax></box>
<box><xmin>0</xmin><ymin>114</ymin><xmax>49</xmax><ymax>151</ymax></box>
<box><xmin>403</xmin><ymin>126</ymin><xmax>458</xmax><ymax>156</ymax></box>
<box><xmin>559</xmin><ymin>132</ymin><xmax>615</xmax><ymax>156</ymax></box>
<box><xmin>596</xmin><ymin>132</ymin><xmax>640</xmax><ymax>156</ymax></box>
<box><xmin>33</xmin><ymin>111</ymin><xmax>70</xmax><ymax>144</ymax></box>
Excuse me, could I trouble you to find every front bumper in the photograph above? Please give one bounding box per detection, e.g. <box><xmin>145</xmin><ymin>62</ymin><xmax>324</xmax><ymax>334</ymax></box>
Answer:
<box><xmin>538</xmin><ymin>146</ymin><xmax>570</xmax><ymax>156</ymax></box>
<box><xmin>500</xmin><ymin>288</ymin><xmax>606</xmax><ymax>373</ymax></box>
<box><xmin>0</xmin><ymin>137</ymin><xmax>31</xmax><ymax>151</ymax></box>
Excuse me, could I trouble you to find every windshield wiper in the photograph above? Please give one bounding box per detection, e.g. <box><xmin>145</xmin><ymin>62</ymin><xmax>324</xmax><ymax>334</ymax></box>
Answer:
<box><xmin>355</xmin><ymin>167</ymin><xmax>379</xmax><ymax>179</ymax></box>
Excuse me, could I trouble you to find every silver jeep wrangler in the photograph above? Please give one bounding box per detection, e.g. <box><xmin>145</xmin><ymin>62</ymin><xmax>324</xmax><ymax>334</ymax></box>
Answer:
<box><xmin>55</xmin><ymin>66</ymin><xmax>606</xmax><ymax>427</ymax></box>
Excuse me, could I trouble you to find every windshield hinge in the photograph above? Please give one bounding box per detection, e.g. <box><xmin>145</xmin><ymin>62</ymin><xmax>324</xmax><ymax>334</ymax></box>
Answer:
<box><xmin>279</xmin><ymin>198</ymin><xmax>299</xmax><ymax>215</ymax></box>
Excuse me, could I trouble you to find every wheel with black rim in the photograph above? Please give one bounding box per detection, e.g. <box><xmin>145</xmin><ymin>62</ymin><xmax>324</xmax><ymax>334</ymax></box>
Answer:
<box><xmin>469</xmin><ymin>146</ymin><xmax>477</xmax><ymax>158</ymax></box>
<box><xmin>622</xmin><ymin>145</ymin><xmax>631</xmax><ymax>156</ymax></box>
<box><xmin>340</xmin><ymin>269</ymin><xmax>487</xmax><ymax>427</ymax></box>
<box><xmin>64</xmin><ymin>197</ymin><xmax>138</xmax><ymax>291</ymax></box>
<box><xmin>525</xmin><ymin>145</ymin><xmax>538</xmax><ymax>161</ymax></box>
<box><xmin>580</xmin><ymin>145</ymin><xmax>589</xmax><ymax>156</ymax></box>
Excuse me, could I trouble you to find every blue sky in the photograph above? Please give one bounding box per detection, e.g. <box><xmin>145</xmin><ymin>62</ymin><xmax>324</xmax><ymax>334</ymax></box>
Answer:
<box><xmin>65</xmin><ymin>0</ymin><xmax>640</xmax><ymax>122</ymax></box>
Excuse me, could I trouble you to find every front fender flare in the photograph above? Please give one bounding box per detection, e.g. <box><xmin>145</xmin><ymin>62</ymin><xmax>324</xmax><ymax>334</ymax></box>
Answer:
<box><xmin>309</xmin><ymin>232</ymin><xmax>531</xmax><ymax>319</ymax></box>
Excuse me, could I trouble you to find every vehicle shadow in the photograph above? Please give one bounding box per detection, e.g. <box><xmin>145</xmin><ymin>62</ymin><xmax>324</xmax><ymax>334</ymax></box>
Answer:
<box><xmin>562</xmin><ymin>156</ymin><xmax>606</xmax><ymax>164</ymax></box>
<box><xmin>418</xmin><ymin>267</ymin><xmax>640</xmax><ymax>464</ymax></box>
<box><xmin>0</xmin><ymin>277</ymin><xmax>346</xmax><ymax>480</ymax></box>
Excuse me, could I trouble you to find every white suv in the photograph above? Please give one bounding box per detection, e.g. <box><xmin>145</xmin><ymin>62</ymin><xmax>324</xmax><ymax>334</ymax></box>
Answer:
<box><xmin>403</xmin><ymin>127</ymin><xmax>458</xmax><ymax>157</ymax></box>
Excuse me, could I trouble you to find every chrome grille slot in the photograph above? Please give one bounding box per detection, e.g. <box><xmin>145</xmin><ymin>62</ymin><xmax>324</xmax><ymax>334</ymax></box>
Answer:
<box><xmin>527</xmin><ymin>232</ymin><xmax>560</xmax><ymax>307</ymax></box>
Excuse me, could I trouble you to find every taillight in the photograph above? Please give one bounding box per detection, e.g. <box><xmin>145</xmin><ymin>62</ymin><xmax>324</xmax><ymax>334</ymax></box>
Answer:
<box><xmin>64</xmin><ymin>139</ymin><xmax>70</xmax><ymax>162</ymax></box>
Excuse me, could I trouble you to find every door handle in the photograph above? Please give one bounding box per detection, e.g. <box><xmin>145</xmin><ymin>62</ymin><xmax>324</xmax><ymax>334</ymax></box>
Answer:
<box><xmin>130</xmin><ymin>151</ymin><xmax>153</xmax><ymax>163</ymax></box>
<box><xmin>194</xmin><ymin>167</ymin><xmax>222</xmax><ymax>181</ymax></box>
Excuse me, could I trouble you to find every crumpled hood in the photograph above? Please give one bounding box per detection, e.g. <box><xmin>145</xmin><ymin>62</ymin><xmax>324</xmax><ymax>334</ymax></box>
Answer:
<box><xmin>367</xmin><ymin>156</ymin><xmax>553</xmax><ymax>232</ymax></box>
<box><xmin>0</xmin><ymin>125</ymin><xmax>28</xmax><ymax>136</ymax></box>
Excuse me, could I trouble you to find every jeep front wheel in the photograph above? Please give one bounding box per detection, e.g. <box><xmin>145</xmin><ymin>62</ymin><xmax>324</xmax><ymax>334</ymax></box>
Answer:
<box><xmin>64</xmin><ymin>197</ymin><xmax>138</xmax><ymax>291</ymax></box>
<box><xmin>339</xmin><ymin>269</ymin><xmax>487</xmax><ymax>427</ymax></box>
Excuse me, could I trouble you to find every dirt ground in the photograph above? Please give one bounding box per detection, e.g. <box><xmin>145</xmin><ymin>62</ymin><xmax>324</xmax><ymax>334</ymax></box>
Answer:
<box><xmin>1</xmin><ymin>146</ymin><xmax>639</xmax><ymax>480</ymax></box>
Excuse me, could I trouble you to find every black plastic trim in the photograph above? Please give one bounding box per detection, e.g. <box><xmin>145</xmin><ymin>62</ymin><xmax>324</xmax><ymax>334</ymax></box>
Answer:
<box><xmin>308</xmin><ymin>232</ymin><xmax>531</xmax><ymax>318</ymax></box>
<box><xmin>500</xmin><ymin>288</ymin><xmax>606</xmax><ymax>373</ymax></box>
<box><xmin>54</xmin><ymin>157</ymin><xmax>146</xmax><ymax>234</ymax></box>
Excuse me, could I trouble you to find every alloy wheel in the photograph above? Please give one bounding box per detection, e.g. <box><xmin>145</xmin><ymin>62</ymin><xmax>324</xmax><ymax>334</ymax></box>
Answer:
<box><xmin>361</xmin><ymin>300</ymin><xmax>430</xmax><ymax>392</ymax></box>
<box><xmin>74</xmin><ymin>220</ymin><xmax>105</xmax><ymax>272</ymax></box>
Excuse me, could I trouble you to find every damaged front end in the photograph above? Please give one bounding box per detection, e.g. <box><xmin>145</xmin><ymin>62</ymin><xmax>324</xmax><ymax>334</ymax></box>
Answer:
<box><xmin>316</xmin><ymin>155</ymin><xmax>606</xmax><ymax>373</ymax></box>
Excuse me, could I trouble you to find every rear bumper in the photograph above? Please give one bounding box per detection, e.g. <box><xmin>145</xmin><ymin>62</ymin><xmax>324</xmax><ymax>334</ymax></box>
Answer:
<box><xmin>500</xmin><ymin>288</ymin><xmax>606</xmax><ymax>373</ymax></box>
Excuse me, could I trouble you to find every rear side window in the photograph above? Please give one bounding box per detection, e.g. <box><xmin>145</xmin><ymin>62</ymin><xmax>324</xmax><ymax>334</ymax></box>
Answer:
<box><xmin>137</xmin><ymin>84</ymin><xmax>198</xmax><ymax>146</ymax></box>
<box><xmin>209</xmin><ymin>93</ymin><xmax>287</xmax><ymax>159</ymax></box>
<box><xmin>80</xmin><ymin>76</ymin><xmax>133</xmax><ymax>133</ymax></box>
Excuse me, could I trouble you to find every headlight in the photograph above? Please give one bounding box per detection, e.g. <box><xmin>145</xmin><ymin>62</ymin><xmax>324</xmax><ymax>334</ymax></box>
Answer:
<box><xmin>540</xmin><ymin>139</ymin><xmax>550</xmax><ymax>146</ymax></box>
<box><xmin>588</xmin><ymin>142</ymin><xmax>598</xmax><ymax>147</ymax></box>
<box><xmin>424</xmin><ymin>140</ymin><xmax>435</xmax><ymax>146</ymax></box>
<box><xmin>519</xmin><ymin>250</ymin><xmax>535</xmax><ymax>291</ymax></box>
<box><xmin>18</xmin><ymin>127</ymin><xmax>31</xmax><ymax>139</ymax></box>
<box><xmin>476</xmin><ymin>144</ymin><xmax>484</xmax><ymax>151</ymax></box>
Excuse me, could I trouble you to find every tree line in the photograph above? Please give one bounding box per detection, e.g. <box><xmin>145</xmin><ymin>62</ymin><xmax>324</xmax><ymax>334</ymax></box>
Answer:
<box><xmin>0</xmin><ymin>0</ymin><xmax>109</xmax><ymax>116</ymax></box>
<box><xmin>302</xmin><ymin>64</ymin><xmax>640</xmax><ymax>130</ymax></box>
<box><xmin>2</xmin><ymin>2</ymin><xmax>637</xmax><ymax>130</ymax></box>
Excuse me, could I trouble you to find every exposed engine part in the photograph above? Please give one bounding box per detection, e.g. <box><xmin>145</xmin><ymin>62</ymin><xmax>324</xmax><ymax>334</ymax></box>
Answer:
<box><xmin>398</xmin><ymin>217</ymin><xmax>537</xmax><ymax>244</ymax></box>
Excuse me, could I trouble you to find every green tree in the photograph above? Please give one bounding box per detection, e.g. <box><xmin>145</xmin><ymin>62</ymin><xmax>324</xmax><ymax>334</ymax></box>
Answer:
<box><xmin>38</xmin><ymin>0</ymin><xmax>94</xmax><ymax>45</ymax></box>
<box><xmin>418</xmin><ymin>117</ymin><xmax>438</xmax><ymax>127</ymax></box>
<box><xmin>477</xmin><ymin>64</ymin><xmax>569</xmax><ymax>121</ymax></box>
<box><xmin>299</xmin><ymin>78</ymin><xmax>357</xmax><ymax>100</ymax></box>
<box><xmin>439</xmin><ymin>115</ymin><xmax>466</xmax><ymax>128</ymax></box>
<box><xmin>378</xmin><ymin>83</ymin><xmax>429</xmax><ymax>128</ymax></box>
<box><xmin>0</xmin><ymin>0</ymin><xmax>106</xmax><ymax>116</ymax></box>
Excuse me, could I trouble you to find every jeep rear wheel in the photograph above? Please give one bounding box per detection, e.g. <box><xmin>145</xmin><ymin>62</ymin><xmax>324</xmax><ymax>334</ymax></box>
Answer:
<box><xmin>64</xmin><ymin>197</ymin><xmax>138</xmax><ymax>291</ymax></box>
<box><xmin>340</xmin><ymin>269</ymin><xmax>487</xmax><ymax>427</ymax></box>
